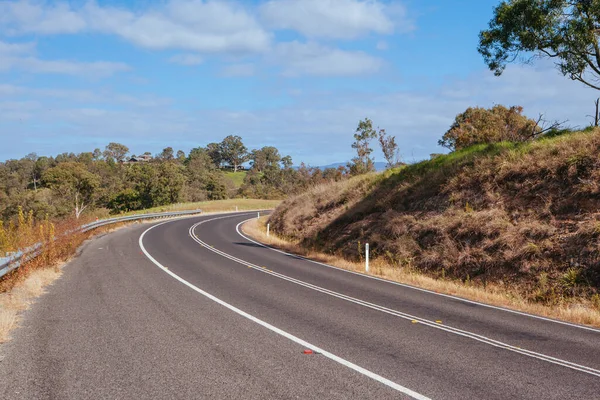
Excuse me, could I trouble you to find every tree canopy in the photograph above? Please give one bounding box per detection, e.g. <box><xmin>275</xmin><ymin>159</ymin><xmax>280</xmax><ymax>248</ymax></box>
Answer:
<box><xmin>378</xmin><ymin>129</ymin><xmax>401</xmax><ymax>168</ymax></box>
<box><xmin>250</xmin><ymin>146</ymin><xmax>282</xmax><ymax>172</ymax></box>
<box><xmin>348</xmin><ymin>118</ymin><xmax>378</xmax><ymax>175</ymax></box>
<box><xmin>479</xmin><ymin>0</ymin><xmax>600</xmax><ymax>90</ymax></box>
<box><xmin>103</xmin><ymin>142</ymin><xmax>129</xmax><ymax>163</ymax></box>
<box><xmin>0</xmin><ymin>136</ymin><xmax>349</xmax><ymax>222</ymax></box>
<box><xmin>439</xmin><ymin>105</ymin><xmax>540</xmax><ymax>151</ymax></box>
<box><xmin>43</xmin><ymin>162</ymin><xmax>100</xmax><ymax>218</ymax></box>
<box><xmin>220</xmin><ymin>135</ymin><xmax>249</xmax><ymax>172</ymax></box>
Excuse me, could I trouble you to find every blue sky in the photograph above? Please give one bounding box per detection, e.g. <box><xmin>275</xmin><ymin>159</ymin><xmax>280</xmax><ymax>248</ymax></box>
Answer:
<box><xmin>0</xmin><ymin>0</ymin><xmax>598</xmax><ymax>165</ymax></box>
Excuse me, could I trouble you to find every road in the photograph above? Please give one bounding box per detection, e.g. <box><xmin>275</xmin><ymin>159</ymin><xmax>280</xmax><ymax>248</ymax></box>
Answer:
<box><xmin>1</xmin><ymin>212</ymin><xmax>599</xmax><ymax>399</ymax></box>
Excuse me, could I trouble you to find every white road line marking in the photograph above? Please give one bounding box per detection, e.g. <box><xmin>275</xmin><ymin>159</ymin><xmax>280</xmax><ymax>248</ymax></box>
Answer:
<box><xmin>188</xmin><ymin>216</ymin><xmax>600</xmax><ymax>378</ymax></box>
<box><xmin>139</xmin><ymin>220</ymin><xmax>430</xmax><ymax>400</ymax></box>
<box><xmin>236</xmin><ymin>218</ymin><xmax>600</xmax><ymax>334</ymax></box>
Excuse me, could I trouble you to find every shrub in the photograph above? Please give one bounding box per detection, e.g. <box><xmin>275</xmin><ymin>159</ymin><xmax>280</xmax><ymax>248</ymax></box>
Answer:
<box><xmin>439</xmin><ymin>105</ymin><xmax>540</xmax><ymax>151</ymax></box>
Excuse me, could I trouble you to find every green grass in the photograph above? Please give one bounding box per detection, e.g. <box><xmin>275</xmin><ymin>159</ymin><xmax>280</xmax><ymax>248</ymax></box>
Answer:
<box><xmin>380</xmin><ymin>130</ymin><xmax>593</xmax><ymax>186</ymax></box>
<box><xmin>119</xmin><ymin>198</ymin><xmax>281</xmax><ymax>216</ymax></box>
<box><xmin>223</xmin><ymin>171</ymin><xmax>247</xmax><ymax>188</ymax></box>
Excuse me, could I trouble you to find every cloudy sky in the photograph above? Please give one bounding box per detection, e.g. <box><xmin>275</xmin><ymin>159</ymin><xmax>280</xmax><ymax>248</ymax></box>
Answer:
<box><xmin>0</xmin><ymin>0</ymin><xmax>598</xmax><ymax>165</ymax></box>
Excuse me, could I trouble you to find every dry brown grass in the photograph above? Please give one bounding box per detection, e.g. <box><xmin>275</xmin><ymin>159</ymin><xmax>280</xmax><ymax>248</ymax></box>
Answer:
<box><xmin>0</xmin><ymin>213</ymin><xmax>120</xmax><ymax>343</ymax></box>
<box><xmin>268</xmin><ymin>129</ymin><xmax>600</xmax><ymax>319</ymax></box>
<box><xmin>243</xmin><ymin>218</ymin><xmax>600</xmax><ymax>328</ymax></box>
<box><xmin>0</xmin><ymin>267</ymin><xmax>62</xmax><ymax>343</ymax></box>
<box><xmin>122</xmin><ymin>198</ymin><xmax>281</xmax><ymax>216</ymax></box>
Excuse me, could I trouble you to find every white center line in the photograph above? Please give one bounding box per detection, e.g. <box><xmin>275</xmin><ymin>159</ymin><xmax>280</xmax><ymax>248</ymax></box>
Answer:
<box><xmin>139</xmin><ymin>219</ymin><xmax>431</xmax><ymax>400</ymax></box>
<box><xmin>188</xmin><ymin>215</ymin><xmax>600</xmax><ymax>378</ymax></box>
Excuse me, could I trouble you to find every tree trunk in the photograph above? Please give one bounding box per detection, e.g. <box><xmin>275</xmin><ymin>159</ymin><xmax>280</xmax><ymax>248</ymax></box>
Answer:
<box><xmin>595</xmin><ymin>98</ymin><xmax>599</xmax><ymax>127</ymax></box>
<box><xmin>74</xmin><ymin>192</ymin><xmax>88</xmax><ymax>219</ymax></box>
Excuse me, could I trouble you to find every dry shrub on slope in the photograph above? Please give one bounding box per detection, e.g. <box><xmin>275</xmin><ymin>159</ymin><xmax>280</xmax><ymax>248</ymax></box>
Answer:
<box><xmin>269</xmin><ymin>129</ymin><xmax>600</xmax><ymax>306</ymax></box>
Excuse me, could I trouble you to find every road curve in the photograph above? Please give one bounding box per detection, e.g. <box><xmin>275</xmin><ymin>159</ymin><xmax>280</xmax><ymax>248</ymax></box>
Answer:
<box><xmin>1</xmin><ymin>212</ymin><xmax>599</xmax><ymax>399</ymax></box>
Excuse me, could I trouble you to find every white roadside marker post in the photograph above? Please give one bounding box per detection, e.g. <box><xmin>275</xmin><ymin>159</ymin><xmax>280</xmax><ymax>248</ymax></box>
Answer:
<box><xmin>365</xmin><ymin>243</ymin><xmax>370</xmax><ymax>273</ymax></box>
<box><xmin>257</xmin><ymin>212</ymin><xmax>260</xmax><ymax>219</ymax></box>
<box><xmin>267</xmin><ymin>223</ymin><xmax>270</xmax><ymax>237</ymax></box>
<box><xmin>236</xmin><ymin>206</ymin><xmax>238</xmax><ymax>212</ymax></box>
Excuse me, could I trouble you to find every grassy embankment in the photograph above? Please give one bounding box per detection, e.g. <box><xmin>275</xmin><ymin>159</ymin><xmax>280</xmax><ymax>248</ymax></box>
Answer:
<box><xmin>0</xmin><ymin>198</ymin><xmax>279</xmax><ymax>343</ymax></box>
<box><xmin>223</xmin><ymin>171</ymin><xmax>247</xmax><ymax>188</ymax></box>
<box><xmin>246</xmin><ymin>129</ymin><xmax>600</xmax><ymax>327</ymax></box>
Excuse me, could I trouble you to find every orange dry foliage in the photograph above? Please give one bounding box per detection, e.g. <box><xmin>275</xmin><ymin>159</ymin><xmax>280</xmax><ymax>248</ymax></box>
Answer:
<box><xmin>439</xmin><ymin>105</ymin><xmax>540</xmax><ymax>151</ymax></box>
<box><xmin>0</xmin><ymin>208</ymin><xmax>95</xmax><ymax>292</ymax></box>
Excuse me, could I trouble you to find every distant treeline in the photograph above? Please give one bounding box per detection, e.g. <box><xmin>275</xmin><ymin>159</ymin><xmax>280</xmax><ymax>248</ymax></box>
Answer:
<box><xmin>0</xmin><ymin>135</ymin><xmax>348</xmax><ymax>222</ymax></box>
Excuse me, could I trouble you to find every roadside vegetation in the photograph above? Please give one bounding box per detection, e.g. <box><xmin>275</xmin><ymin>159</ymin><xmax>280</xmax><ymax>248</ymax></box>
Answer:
<box><xmin>266</xmin><ymin>110</ymin><xmax>600</xmax><ymax>326</ymax></box>
<box><xmin>0</xmin><ymin>136</ymin><xmax>344</xmax><ymax>233</ymax></box>
<box><xmin>0</xmin><ymin>198</ymin><xmax>279</xmax><ymax>343</ymax></box>
<box><xmin>0</xmin><ymin>214</ymin><xmax>92</xmax><ymax>343</ymax></box>
<box><xmin>121</xmin><ymin>198</ymin><xmax>280</xmax><ymax>216</ymax></box>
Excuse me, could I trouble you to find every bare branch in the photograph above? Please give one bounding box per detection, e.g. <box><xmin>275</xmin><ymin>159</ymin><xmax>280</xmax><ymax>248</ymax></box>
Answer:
<box><xmin>530</xmin><ymin>113</ymin><xmax>568</xmax><ymax>138</ymax></box>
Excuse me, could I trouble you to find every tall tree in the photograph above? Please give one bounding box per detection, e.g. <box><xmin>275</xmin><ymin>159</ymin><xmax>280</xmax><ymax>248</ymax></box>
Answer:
<box><xmin>176</xmin><ymin>150</ymin><xmax>186</xmax><ymax>163</ymax></box>
<box><xmin>205</xmin><ymin>143</ymin><xmax>223</xmax><ymax>168</ymax></box>
<box><xmin>157</xmin><ymin>147</ymin><xmax>174</xmax><ymax>161</ymax></box>
<box><xmin>43</xmin><ymin>162</ymin><xmax>100</xmax><ymax>218</ymax></box>
<box><xmin>23</xmin><ymin>153</ymin><xmax>40</xmax><ymax>191</ymax></box>
<box><xmin>281</xmin><ymin>155</ymin><xmax>293</xmax><ymax>169</ymax></box>
<box><xmin>479</xmin><ymin>0</ymin><xmax>600</xmax><ymax>90</ymax></box>
<box><xmin>33</xmin><ymin>156</ymin><xmax>51</xmax><ymax>192</ymax></box>
<box><xmin>103</xmin><ymin>142</ymin><xmax>129</xmax><ymax>163</ymax></box>
<box><xmin>220</xmin><ymin>135</ymin><xmax>249</xmax><ymax>172</ymax></box>
<box><xmin>377</xmin><ymin>129</ymin><xmax>401</xmax><ymax>168</ymax></box>
<box><xmin>154</xmin><ymin>162</ymin><xmax>185</xmax><ymax>205</ymax></box>
<box><xmin>348</xmin><ymin>118</ymin><xmax>377</xmax><ymax>175</ymax></box>
<box><xmin>250</xmin><ymin>146</ymin><xmax>281</xmax><ymax>172</ymax></box>
<box><xmin>92</xmin><ymin>148</ymin><xmax>102</xmax><ymax>161</ymax></box>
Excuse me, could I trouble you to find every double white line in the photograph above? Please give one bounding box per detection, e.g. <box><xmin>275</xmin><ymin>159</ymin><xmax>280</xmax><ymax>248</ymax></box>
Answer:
<box><xmin>141</xmin><ymin>215</ymin><xmax>430</xmax><ymax>399</ymax></box>
<box><xmin>189</xmin><ymin>216</ymin><xmax>600</xmax><ymax>379</ymax></box>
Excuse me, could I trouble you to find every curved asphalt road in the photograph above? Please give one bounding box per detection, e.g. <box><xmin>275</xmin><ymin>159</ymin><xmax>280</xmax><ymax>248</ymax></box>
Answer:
<box><xmin>1</xmin><ymin>212</ymin><xmax>600</xmax><ymax>399</ymax></box>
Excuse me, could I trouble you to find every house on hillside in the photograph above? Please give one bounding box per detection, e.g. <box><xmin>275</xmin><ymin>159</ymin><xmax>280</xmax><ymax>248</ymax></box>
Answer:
<box><xmin>124</xmin><ymin>154</ymin><xmax>152</xmax><ymax>164</ymax></box>
<box><xmin>222</xmin><ymin>165</ymin><xmax>248</xmax><ymax>172</ymax></box>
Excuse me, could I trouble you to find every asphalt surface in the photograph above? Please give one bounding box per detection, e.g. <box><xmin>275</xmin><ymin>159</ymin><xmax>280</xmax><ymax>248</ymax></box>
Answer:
<box><xmin>1</xmin><ymin>211</ymin><xmax>600</xmax><ymax>399</ymax></box>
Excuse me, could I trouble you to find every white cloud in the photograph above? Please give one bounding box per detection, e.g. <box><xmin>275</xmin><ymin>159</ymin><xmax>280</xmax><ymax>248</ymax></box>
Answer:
<box><xmin>0</xmin><ymin>37</ymin><xmax>129</xmax><ymax>79</ymax></box>
<box><xmin>274</xmin><ymin>41</ymin><xmax>383</xmax><ymax>76</ymax></box>
<box><xmin>260</xmin><ymin>0</ymin><xmax>411</xmax><ymax>39</ymax></box>
<box><xmin>0</xmin><ymin>1</ymin><xmax>272</xmax><ymax>55</ymax></box>
<box><xmin>169</xmin><ymin>53</ymin><xmax>204</xmax><ymax>66</ymax></box>
<box><xmin>0</xmin><ymin>0</ymin><xmax>86</xmax><ymax>34</ymax></box>
<box><xmin>0</xmin><ymin>1</ymin><xmax>402</xmax><ymax>78</ymax></box>
<box><xmin>220</xmin><ymin>63</ymin><xmax>255</xmax><ymax>77</ymax></box>
<box><xmin>376</xmin><ymin>40</ymin><xmax>388</xmax><ymax>51</ymax></box>
<box><xmin>85</xmin><ymin>1</ymin><xmax>271</xmax><ymax>54</ymax></box>
<box><xmin>0</xmin><ymin>39</ymin><xmax>35</xmax><ymax>55</ymax></box>
<box><xmin>2</xmin><ymin>62</ymin><xmax>595</xmax><ymax>164</ymax></box>
<box><xmin>0</xmin><ymin>84</ymin><xmax>171</xmax><ymax>108</ymax></box>
<box><xmin>0</xmin><ymin>56</ymin><xmax>130</xmax><ymax>77</ymax></box>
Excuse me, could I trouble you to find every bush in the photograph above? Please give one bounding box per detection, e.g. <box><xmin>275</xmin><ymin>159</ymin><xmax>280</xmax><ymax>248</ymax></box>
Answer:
<box><xmin>439</xmin><ymin>105</ymin><xmax>540</xmax><ymax>151</ymax></box>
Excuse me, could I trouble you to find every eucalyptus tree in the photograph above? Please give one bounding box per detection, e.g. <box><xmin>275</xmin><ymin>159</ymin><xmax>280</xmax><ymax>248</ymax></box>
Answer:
<box><xmin>479</xmin><ymin>0</ymin><xmax>600</xmax><ymax>90</ymax></box>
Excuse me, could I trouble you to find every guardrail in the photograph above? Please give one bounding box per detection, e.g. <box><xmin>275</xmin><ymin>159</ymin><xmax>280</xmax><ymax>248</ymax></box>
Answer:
<box><xmin>0</xmin><ymin>209</ymin><xmax>203</xmax><ymax>279</ymax></box>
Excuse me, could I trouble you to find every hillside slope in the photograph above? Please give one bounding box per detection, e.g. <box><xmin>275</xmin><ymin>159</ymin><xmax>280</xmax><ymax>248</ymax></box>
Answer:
<box><xmin>269</xmin><ymin>129</ymin><xmax>600</xmax><ymax>306</ymax></box>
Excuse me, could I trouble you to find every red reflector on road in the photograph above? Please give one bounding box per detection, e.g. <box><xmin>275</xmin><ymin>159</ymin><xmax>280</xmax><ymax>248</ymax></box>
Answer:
<box><xmin>303</xmin><ymin>349</ymin><xmax>313</xmax><ymax>354</ymax></box>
